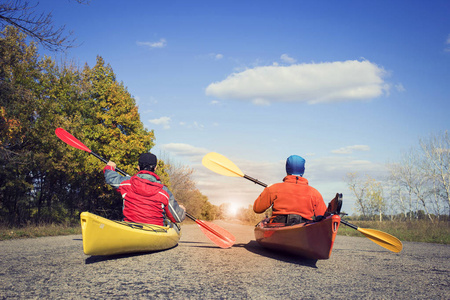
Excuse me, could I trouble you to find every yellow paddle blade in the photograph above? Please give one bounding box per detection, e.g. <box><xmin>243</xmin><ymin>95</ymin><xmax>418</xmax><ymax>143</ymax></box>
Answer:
<box><xmin>358</xmin><ymin>227</ymin><xmax>403</xmax><ymax>253</ymax></box>
<box><xmin>202</xmin><ymin>152</ymin><xmax>244</xmax><ymax>177</ymax></box>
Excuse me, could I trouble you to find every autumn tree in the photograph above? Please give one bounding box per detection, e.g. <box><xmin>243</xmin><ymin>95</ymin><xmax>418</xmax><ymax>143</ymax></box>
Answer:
<box><xmin>165</xmin><ymin>161</ymin><xmax>218</xmax><ymax>220</ymax></box>
<box><xmin>0</xmin><ymin>26</ymin><xmax>43</xmax><ymax>224</ymax></box>
<box><xmin>237</xmin><ymin>205</ymin><xmax>263</xmax><ymax>224</ymax></box>
<box><xmin>0</xmin><ymin>27</ymin><xmax>158</xmax><ymax>224</ymax></box>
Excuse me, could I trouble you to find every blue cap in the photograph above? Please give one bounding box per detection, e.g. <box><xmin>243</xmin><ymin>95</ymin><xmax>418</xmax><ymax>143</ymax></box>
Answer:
<box><xmin>286</xmin><ymin>155</ymin><xmax>305</xmax><ymax>176</ymax></box>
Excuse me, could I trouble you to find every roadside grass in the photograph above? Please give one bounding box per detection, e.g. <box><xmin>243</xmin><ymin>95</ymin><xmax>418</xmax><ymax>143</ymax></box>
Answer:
<box><xmin>1</xmin><ymin>220</ymin><xmax>449</xmax><ymax>244</ymax></box>
<box><xmin>338</xmin><ymin>220</ymin><xmax>450</xmax><ymax>244</ymax></box>
<box><xmin>0</xmin><ymin>224</ymin><xmax>81</xmax><ymax>241</ymax></box>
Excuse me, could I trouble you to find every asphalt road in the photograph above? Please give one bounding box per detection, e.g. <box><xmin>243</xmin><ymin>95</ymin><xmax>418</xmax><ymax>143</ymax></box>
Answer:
<box><xmin>1</xmin><ymin>221</ymin><xmax>449</xmax><ymax>299</ymax></box>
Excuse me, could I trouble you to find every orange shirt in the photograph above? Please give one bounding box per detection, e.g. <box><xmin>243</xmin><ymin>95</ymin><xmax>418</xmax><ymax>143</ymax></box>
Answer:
<box><xmin>253</xmin><ymin>175</ymin><xmax>327</xmax><ymax>220</ymax></box>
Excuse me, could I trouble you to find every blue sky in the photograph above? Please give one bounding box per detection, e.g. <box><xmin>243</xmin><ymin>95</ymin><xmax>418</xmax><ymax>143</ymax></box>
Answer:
<box><xmin>38</xmin><ymin>0</ymin><xmax>449</xmax><ymax>215</ymax></box>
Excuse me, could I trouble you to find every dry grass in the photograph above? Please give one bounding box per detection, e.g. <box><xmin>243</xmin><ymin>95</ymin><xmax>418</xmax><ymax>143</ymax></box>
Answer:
<box><xmin>338</xmin><ymin>220</ymin><xmax>450</xmax><ymax>244</ymax></box>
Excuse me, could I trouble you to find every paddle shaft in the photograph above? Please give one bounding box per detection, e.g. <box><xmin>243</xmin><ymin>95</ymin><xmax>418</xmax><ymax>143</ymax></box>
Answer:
<box><xmin>55</xmin><ymin>128</ymin><xmax>129</xmax><ymax>176</ymax></box>
<box><xmin>340</xmin><ymin>219</ymin><xmax>357</xmax><ymax>230</ymax></box>
<box><xmin>244</xmin><ymin>174</ymin><xmax>267</xmax><ymax>187</ymax></box>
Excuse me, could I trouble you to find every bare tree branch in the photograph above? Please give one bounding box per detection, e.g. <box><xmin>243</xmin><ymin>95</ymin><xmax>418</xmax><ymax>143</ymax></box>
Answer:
<box><xmin>0</xmin><ymin>0</ymin><xmax>84</xmax><ymax>51</ymax></box>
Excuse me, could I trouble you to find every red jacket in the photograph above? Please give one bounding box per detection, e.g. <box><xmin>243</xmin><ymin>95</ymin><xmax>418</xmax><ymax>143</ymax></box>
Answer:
<box><xmin>104</xmin><ymin>166</ymin><xmax>185</xmax><ymax>226</ymax></box>
<box><xmin>253</xmin><ymin>175</ymin><xmax>327</xmax><ymax>220</ymax></box>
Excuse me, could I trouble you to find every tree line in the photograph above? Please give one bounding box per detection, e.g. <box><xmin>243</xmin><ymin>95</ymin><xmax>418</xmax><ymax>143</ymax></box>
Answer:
<box><xmin>0</xmin><ymin>26</ymin><xmax>216</xmax><ymax>226</ymax></box>
<box><xmin>346</xmin><ymin>131</ymin><xmax>450</xmax><ymax>222</ymax></box>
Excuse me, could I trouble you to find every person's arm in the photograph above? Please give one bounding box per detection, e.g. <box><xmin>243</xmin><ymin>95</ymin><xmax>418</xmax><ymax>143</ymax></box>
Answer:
<box><xmin>104</xmin><ymin>161</ymin><xmax>130</xmax><ymax>188</ymax></box>
<box><xmin>313</xmin><ymin>190</ymin><xmax>327</xmax><ymax>217</ymax></box>
<box><xmin>163</xmin><ymin>187</ymin><xmax>186</xmax><ymax>223</ymax></box>
<box><xmin>253</xmin><ymin>187</ymin><xmax>273</xmax><ymax>213</ymax></box>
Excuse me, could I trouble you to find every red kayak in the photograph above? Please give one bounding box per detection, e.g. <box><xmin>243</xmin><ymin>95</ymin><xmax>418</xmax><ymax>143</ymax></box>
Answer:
<box><xmin>254</xmin><ymin>214</ymin><xmax>341</xmax><ymax>260</ymax></box>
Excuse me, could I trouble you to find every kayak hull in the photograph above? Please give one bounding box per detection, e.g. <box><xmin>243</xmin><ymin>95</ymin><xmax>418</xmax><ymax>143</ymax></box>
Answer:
<box><xmin>254</xmin><ymin>214</ymin><xmax>341</xmax><ymax>260</ymax></box>
<box><xmin>80</xmin><ymin>212</ymin><xmax>181</xmax><ymax>256</ymax></box>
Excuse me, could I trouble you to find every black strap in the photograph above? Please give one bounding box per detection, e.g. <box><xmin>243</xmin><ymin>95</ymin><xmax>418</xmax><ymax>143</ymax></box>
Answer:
<box><xmin>271</xmin><ymin>214</ymin><xmax>310</xmax><ymax>225</ymax></box>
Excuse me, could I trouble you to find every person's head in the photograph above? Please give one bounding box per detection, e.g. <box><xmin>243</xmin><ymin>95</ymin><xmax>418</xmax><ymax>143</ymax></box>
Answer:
<box><xmin>138</xmin><ymin>153</ymin><xmax>157</xmax><ymax>172</ymax></box>
<box><xmin>286</xmin><ymin>155</ymin><xmax>305</xmax><ymax>176</ymax></box>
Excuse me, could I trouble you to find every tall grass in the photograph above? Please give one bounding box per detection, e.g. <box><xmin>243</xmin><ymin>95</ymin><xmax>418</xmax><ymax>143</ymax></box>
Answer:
<box><xmin>338</xmin><ymin>220</ymin><xmax>450</xmax><ymax>244</ymax></box>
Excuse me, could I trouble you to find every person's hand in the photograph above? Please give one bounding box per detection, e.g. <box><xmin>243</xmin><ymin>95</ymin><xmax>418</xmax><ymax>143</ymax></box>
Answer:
<box><xmin>179</xmin><ymin>204</ymin><xmax>186</xmax><ymax>211</ymax></box>
<box><xmin>107</xmin><ymin>161</ymin><xmax>116</xmax><ymax>169</ymax></box>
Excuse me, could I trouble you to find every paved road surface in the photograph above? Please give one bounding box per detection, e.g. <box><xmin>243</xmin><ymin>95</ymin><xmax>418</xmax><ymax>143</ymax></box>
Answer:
<box><xmin>1</xmin><ymin>221</ymin><xmax>449</xmax><ymax>299</ymax></box>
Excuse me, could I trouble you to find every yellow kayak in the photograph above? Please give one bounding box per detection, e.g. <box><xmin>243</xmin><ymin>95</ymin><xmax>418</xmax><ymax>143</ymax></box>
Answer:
<box><xmin>80</xmin><ymin>212</ymin><xmax>181</xmax><ymax>256</ymax></box>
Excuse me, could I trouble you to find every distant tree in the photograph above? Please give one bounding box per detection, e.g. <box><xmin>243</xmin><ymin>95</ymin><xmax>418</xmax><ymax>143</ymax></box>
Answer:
<box><xmin>419</xmin><ymin>131</ymin><xmax>450</xmax><ymax>218</ymax></box>
<box><xmin>165</xmin><ymin>160</ymin><xmax>216</xmax><ymax>219</ymax></box>
<box><xmin>345</xmin><ymin>172</ymin><xmax>369</xmax><ymax>218</ymax></box>
<box><xmin>237</xmin><ymin>205</ymin><xmax>263</xmax><ymax>224</ymax></box>
<box><xmin>387</xmin><ymin>150</ymin><xmax>420</xmax><ymax>220</ymax></box>
<box><xmin>200</xmin><ymin>197</ymin><xmax>218</xmax><ymax>221</ymax></box>
<box><xmin>388</xmin><ymin>146</ymin><xmax>438</xmax><ymax>222</ymax></box>
<box><xmin>365</xmin><ymin>178</ymin><xmax>386</xmax><ymax>221</ymax></box>
<box><xmin>0</xmin><ymin>0</ymin><xmax>89</xmax><ymax>51</ymax></box>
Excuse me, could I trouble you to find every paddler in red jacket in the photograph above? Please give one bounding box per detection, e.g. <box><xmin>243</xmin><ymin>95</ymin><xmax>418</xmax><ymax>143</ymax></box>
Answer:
<box><xmin>104</xmin><ymin>153</ymin><xmax>186</xmax><ymax>228</ymax></box>
<box><xmin>253</xmin><ymin>155</ymin><xmax>327</xmax><ymax>225</ymax></box>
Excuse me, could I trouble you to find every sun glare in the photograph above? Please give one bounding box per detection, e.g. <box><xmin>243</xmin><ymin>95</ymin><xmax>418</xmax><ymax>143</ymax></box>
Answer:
<box><xmin>228</xmin><ymin>203</ymin><xmax>241</xmax><ymax>217</ymax></box>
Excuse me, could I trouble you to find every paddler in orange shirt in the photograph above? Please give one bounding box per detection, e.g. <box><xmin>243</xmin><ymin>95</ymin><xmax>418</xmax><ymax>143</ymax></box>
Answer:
<box><xmin>253</xmin><ymin>155</ymin><xmax>327</xmax><ymax>225</ymax></box>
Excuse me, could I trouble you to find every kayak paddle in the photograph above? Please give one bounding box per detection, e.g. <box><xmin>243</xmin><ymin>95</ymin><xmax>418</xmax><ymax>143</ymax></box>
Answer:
<box><xmin>186</xmin><ymin>212</ymin><xmax>236</xmax><ymax>248</ymax></box>
<box><xmin>55</xmin><ymin>128</ymin><xmax>236</xmax><ymax>248</ymax></box>
<box><xmin>55</xmin><ymin>128</ymin><xmax>128</xmax><ymax>176</ymax></box>
<box><xmin>202</xmin><ymin>152</ymin><xmax>403</xmax><ymax>253</ymax></box>
<box><xmin>339</xmin><ymin>220</ymin><xmax>403</xmax><ymax>253</ymax></box>
<box><xmin>202</xmin><ymin>152</ymin><xmax>267</xmax><ymax>187</ymax></box>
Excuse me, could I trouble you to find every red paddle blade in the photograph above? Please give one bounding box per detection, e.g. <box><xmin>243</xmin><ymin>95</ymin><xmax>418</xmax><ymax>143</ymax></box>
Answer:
<box><xmin>55</xmin><ymin>128</ymin><xmax>92</xmax><ymax>153</ymax></box>
<box><xmin>195</xmin><ymin>220</ymin><xmax>235</xmax><ymax>248</ymax></box>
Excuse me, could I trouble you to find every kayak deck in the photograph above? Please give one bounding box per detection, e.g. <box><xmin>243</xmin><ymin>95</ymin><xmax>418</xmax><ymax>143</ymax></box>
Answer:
<box><xmin>254</xmin><ymin>214</ymin><xmax>341</xmax><ymax>260</ymax></box>
<box><xmin>80</xmin><ymin>212</ymin><xmax>181</xmax><ymax>256</ymax></box>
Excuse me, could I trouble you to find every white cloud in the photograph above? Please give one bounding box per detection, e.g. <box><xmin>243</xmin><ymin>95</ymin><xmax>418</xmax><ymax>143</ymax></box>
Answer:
<box><xmin>148</xmin><ymin>116</ymin><xmax>171</xmax><ymax>129</ymax></box>
<box><xmin>179</xmin><ymin>121</ymin><xmax>204</xmax><ymax>129</ymax></box>
<box><xmin>202</xmin><ymin>53</ymin><xmax>224</xmax><ymax>60</ymax></box>
<box><xmin>331</xmin><ymin>145</ymin><xmax>371</xmax><ymax>154</ymax></box>
<box><xmin>137</xmin><ymin>38</ymin><xmax>167</xmax><ymax>49</ymax></box>
<box><xmin>395</xmin><ymin>83</ymin><xmax>406</xmax><ymax>92</ymax></box>
<box><xmin>205</xmin><ymin>60</ymin><xmax>390</xmax><ymax>105</ymax></box>
<box><xmin>445</xmin><ymin>34</ymin><xmax>450</xmax><ymax>52</ymax></box>
<box><xmin>160</xmin><ymin>143</ymin><xmax>209</xmax><ymax>161</ymax></box>
<box><xmin>280</xmin><ymin>54</ymin><xmax>296</xmax><ymax>64</ymax></box>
